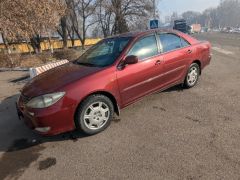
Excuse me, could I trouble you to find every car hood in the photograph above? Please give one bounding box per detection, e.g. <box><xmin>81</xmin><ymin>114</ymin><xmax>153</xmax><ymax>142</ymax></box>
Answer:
<box><xmin>22</xmin><ymin>62</ymin><xmax>102</xmax><ymax>98</ymax></box>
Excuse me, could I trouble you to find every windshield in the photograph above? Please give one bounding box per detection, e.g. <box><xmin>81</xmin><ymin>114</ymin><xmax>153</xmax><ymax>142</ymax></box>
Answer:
<box><xmin>75</xmin><ymin>37</ymin><xmax>132</xmax><ymax>67</ymax></box>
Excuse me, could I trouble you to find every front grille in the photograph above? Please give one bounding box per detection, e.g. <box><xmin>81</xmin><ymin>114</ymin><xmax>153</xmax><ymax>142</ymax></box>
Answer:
<box><xmin>21</xmin><ymin>94</ymin><xmax>30</xmax><ymax>104</ymax></box>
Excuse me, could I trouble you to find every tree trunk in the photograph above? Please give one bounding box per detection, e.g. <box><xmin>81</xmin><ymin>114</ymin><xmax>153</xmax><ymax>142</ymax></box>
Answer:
<box><xmin>61</xmin><ymin>17</ymin><xmax>68</xmax><ymax>49</ymax></box>
<box><xmin>2</xmin><ymin>34</ymin><xmax>11</xmax><ymax>54</ymax></box>
<box><xmin>27</xmin><ymin>42</ymin><xmax>32</xmax><ymax>55</ymax></box>
<box><xmin>30</xmin><ymin>35</ymin><xmax>42</xmax><ymax>54</ymax></box>
<box><xmin>81</xmin><ymin>39</ymin><xmax>85</xmax><ymax>50</ymax></box>
<box><xmin>71</xmin><ymin>38</ymin><xmax>75</xmax><ymax>47</ymax></box>
<box><xmin>67</xmin><ymin>27</ymin><xmax>75</xmax><ymax>48</ymax></box>
<box><xmin>48</xmin><ymin>36</ymin><xmax>54</xmax><ymax>54</ymax></box>
<box><xmin>114</xmin><ymin>15</ymin><xmax>128</xmax><ymax>34</ymax></box>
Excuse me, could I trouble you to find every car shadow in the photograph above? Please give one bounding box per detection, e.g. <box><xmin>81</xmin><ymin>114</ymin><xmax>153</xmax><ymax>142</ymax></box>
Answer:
<box><xmin>159</xmin><ymin>84</ymin><xmax>185</xmax><ymax>94</ymax></box>
<box><xmin>0</xmin><ymin>93</ymin><xmax>91</xmax><ymax>180</ymax></box>
<box><xmin>0</xmin><ymin>85</ymin><xmax>185</xmax><ymax>153</ymax></box>
<box><xmin>0</xmin><ymin>94</ymin><xmax>88</xmax><ymax>153</ymax></box>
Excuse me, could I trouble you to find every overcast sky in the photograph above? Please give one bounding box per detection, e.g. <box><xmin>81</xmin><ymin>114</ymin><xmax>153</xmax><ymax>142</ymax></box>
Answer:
<box><xmin>158</xmin><ymin>0</ymin><xmax>220</xmax><ymax>18</ymax></box>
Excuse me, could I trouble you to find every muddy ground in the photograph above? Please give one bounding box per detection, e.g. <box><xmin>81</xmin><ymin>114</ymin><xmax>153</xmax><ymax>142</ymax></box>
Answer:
<box><xmin>0</xmin><ymin>32</ymin><xmax>240</xmax><ymax>180</ymax></box>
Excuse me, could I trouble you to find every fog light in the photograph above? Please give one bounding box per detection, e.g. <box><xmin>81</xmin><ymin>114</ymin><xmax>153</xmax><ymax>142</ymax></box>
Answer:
<box><xmin>35</xmin><ymin>127</ymin><xmax>51</xmax><ymax>133</ymax></box>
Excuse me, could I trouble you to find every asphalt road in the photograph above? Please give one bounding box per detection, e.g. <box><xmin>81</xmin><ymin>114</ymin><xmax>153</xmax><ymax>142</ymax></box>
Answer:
<box><xmin>0</xmin><ymin>32</ymin><xmax>240</xmax><ymax>180</ymax></box>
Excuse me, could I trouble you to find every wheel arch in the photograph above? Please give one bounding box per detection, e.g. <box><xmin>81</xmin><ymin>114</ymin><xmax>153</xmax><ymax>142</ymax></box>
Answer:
<box><xmin>192</xmin><ymin>60</ymin><xmax>202</xmax><ymax>75</ymax></box>
<box><xmin>75</xmin><ymin>91</ymin><xmax>120</xmax><ymax>120</ymax></box>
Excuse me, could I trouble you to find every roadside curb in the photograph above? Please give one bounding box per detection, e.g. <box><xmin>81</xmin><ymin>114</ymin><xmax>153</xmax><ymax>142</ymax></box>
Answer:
<box><xmin>0</xmin><ymin>60</ymin><xmax>69</xmax><ymax>79</ymax></box>
<box><xmin>29</xmin><ymin>60</ymin><xmax>69</xmax><ymax>78</ymax></box>
<box><xmin>0</xmin><ymin>67</ymin><xmax>29</xmax><ymax>72</ymax></box>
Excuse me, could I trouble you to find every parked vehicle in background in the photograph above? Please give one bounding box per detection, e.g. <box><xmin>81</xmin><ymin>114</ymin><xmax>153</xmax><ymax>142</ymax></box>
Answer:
<box><xmin>191</xmin><ymin>24</ymin><xmax>202</xmax><ymax>34</ymax></box>
<box><xmin>212</xmin><ymin>28</ymin><xmax>220</xmax><ymax>32</ymax></box>
<box><xmin>16</xmin><ymin>29</ymin><xmax>212</xmax><ymax>136</ymax></box>
<box><xmin>221</xmin><ymin>27</ymin><xmax>233</xmax><ymax>33</ymax></box>
<box><xmin>231</xmin><ymin>28</ymin><xmax>240</xmax><ymax>34</ymax></box>
<box><xmin>173</xmin><ymin>19</ymin><xmax>191</xmax><ymax>34</ymax></box>
<box><xmin>201</xmin><ymin>27</ymin><xmax>209</xmax><ymax>33</ymax></box>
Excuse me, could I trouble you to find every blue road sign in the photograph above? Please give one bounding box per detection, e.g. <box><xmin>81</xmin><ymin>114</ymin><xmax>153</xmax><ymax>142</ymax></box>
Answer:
<box><xmin>150</xmin><ymin>20</ymin><xmax>159</xmax><ymax>29</ymax></box>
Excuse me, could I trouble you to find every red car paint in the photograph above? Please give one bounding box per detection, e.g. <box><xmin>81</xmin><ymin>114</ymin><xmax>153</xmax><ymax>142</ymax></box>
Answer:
<box><xmin>17</xmin><ymin>29</ymin><xmax>211</xmax><ymax>136</ymax></box>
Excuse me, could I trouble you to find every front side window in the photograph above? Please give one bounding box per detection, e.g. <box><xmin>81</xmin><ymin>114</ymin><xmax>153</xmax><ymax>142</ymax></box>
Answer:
<box><xmin>159</xmin><ymin>34</ymin><xmax>182</xmax><ymax>53</ymax></box>
<box><xmin>76</xmin><ymin>37</ymin><xmax>131</xmax><ymax>67</ymax></box>
<box><xmin>127</xmin><ymin>35</ymin><xmax>158</xmax><ymax>60</ymax></box>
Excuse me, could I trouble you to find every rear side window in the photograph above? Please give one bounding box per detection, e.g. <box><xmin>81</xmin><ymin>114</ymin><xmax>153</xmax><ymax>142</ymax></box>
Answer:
<box><xmin>159</xmin><ymin>34</ymin><xmax>182</xmax><ymax>53</ymax></box>
<box><xmin>181</xmin><ymin>38</ymin><xmax>190</xmax><ymax>47</ymax></box>
<box><xmin>128</xmin><ymin>35</ymin><xmax>158</xmax><ymax>61</ymax></box>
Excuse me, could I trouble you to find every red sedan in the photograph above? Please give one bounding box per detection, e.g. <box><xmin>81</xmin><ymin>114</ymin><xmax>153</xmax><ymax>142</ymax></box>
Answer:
<box><xmin>17</xmin><ymin>29</ymin><xmax>211</xmax><ymax>136</ymax></box>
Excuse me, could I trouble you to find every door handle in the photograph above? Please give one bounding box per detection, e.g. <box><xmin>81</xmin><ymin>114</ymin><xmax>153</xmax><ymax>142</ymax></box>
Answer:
<box><xmin>187</xmin><ymin>49</ymin><xmax>192</xmax><ymax>54</ymax></box>
<box><xmin>155</xmin><ymin>60</ymin><xmax>161</xmax><ymax>65</ymax></box>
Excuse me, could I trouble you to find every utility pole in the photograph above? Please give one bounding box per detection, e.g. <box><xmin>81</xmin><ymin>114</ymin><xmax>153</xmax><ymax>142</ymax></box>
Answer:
<box><xmin>153</xmin><ymin>0</ymin><xmax>156</xmax><ymax>18</ymax></box>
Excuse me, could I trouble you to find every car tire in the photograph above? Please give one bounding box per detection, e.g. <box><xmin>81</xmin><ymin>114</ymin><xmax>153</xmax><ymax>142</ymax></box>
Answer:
<box><xmin>75</xmin><ymin>94</ymin><xmax>114</xmax><ymax>135</ymax></box>
<box><xmin>184</xmin><ymin>63</ymin><xmax>200</xmax><ymax>88</ymax></box>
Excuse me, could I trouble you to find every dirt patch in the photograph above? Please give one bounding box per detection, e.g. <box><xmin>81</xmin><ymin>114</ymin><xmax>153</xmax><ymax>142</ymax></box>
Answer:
<box><xmin>53</xmin><ymin>48</ymin><xmax>84</xmax><ymax>61</ymax></box>
<box><xmin>0</xmin><ymin>140</ymin><xmax>45</xmax><ymax>180</ymax></box>
<box><xmin>38</xmin><ymin>157</ymin><xmax>57</xmax><ymax>170</ymax></box>
<box><xmin>0</xmin><ymin>47</ymin><xmax>87</xmax><ymax>68</ymax></box>
<box><xmin>10</xmin><ymin>75</ymin><xmax>30</xmax><ymax>83</ymax></box>
<box><xmin>185</xmin><ymin>116</ymin><xmax>201</xmax><ymax>123</ymax></box>
<box><xmin>112</xmin><ymin>117</ymin><xmax>121</xmax><ymax>123</ymax></box>
<box><xmin>153</xmin><ymin>106</ymin><xmax>166</xmax><ymax>112</ymax></box>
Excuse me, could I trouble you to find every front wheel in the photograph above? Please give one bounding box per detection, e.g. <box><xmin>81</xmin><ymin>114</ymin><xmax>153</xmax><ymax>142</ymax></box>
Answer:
<box><xmin>75</xmin><ymin>95</ymin><xmax>114</xmax><ymax>135</ymax></box>
<box><xmin>184</xmin><ymin>63</ymin><xmax>200</xmax><ymax>88</ymax></box>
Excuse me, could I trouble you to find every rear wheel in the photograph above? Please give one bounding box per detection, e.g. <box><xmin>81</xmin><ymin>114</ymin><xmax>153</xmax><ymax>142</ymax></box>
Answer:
<box><xmin>184</xmin><ymin>63</ymin><xmax>200</xmax><ymax>88</ymax></box>
<box><xmin>75</xmin><ymin>95</ymin><xmax>114</xmax><ymax>135</ymax></box>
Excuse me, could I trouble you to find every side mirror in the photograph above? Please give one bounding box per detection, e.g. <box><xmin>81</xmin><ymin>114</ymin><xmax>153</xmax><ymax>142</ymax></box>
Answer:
<box><xmin>124</xmin><ymin>55</ymin><xmax>139</xmax><ymax>65</ymax></box>
<box><xmin>118</xmin><ymin>55</ymin><xmax>138</xmax><ymax>70</ymax></box>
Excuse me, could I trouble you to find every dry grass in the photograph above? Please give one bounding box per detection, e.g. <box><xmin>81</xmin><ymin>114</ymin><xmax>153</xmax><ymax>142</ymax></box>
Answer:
<box><xmin>0</xmin><ymin>47</ymin><xmax>88</xmax><ymax>68</ymax></box>
<box><xmin>53</xmin><ymin>48</ymin><xmax>84</xmax><ymax>61</ymax></box>
<box><xmin>0</xmin><ymin>53</ymin><xmax>21</xmax><ymax>68</ymax></box>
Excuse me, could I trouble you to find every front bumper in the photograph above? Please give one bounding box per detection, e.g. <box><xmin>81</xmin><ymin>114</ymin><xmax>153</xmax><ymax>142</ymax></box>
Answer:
<box><xmin>16</xmin><ymin>96</ymin><xmax>76</xmax><ymax>136</ymax></box>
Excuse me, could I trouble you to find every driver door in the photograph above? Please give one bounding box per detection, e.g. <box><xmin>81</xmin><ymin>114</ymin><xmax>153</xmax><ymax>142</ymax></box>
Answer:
<box><xmin>117</xmin><ymin>34</ymin><xmax>164</xmax><ymax>106</ymax></box>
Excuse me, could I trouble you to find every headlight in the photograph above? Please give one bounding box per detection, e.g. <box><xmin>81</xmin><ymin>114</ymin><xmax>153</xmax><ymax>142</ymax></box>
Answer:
<box><xmin>26</xmin><ymin>92</ymin><xmax>65</xmax><ymax>109</ymax></box>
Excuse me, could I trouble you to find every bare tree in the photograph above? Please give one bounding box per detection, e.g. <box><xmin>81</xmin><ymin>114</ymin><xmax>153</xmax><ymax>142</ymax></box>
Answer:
<box><xmin>66</xmin><ymin>18</ymin><xmax>76</xmax><ymax>47</ymax></box>
<box><xmin>66</xmin><ymin>0</ymin><xmax>98</xmax><ymax>49</ymax></box>
<box><xmin>58</xmin><ymin>16</ymin><xmax>69</xmax><ymax>49</ymax></box>
<box><xmin>112</xmin><ymin>0</ymin><xmax>153</xmax><ymax>34</ymax></box>
<box><xmin>180</xmin><ymin>0</ymin><xmax>240</xmax><ymax>28</ymax></box>
<box><xmin>182</xmin><ymin>11</ymin><xmax>202</xmax><ymax>25</ymax></box>
<box><xmin>0</xmin><ymin>0</ymin><xmax>66</xmax><ymax>53</ymax></box>
<box><xmin>95</xmin><ymin>0</ymin><xmax>154</xmax><ymax>36</ymax></box>
<box><xmin>95</xmin><ymin>0</ymin><xmax>115</xmax><ymax>37</ymax></box>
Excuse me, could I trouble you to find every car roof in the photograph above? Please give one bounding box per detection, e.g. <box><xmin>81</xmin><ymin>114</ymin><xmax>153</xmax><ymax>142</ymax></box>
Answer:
<box><xmin>109</xmin><ymin>29</ymin><xmax>180</xmax><ymax>39</ymax></box>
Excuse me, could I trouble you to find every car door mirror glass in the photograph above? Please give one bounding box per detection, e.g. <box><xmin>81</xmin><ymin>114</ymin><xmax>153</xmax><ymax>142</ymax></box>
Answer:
<box><xmin>124</xmin><ymin>55</ymin><xmax>139</xmax><ymax>65</ymax></box>
<box><xmin>118</xmin><ymin>55</ymin><xmax>138</xmax><ymax>70</ymax></box>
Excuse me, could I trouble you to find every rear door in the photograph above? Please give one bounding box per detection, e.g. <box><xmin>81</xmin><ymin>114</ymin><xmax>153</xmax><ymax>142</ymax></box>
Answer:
<box><xmin>117</xmin><ymin>34</ymin><xmax>164</xmax><ymax>106</ymax></box>
<box><xmin>158</xmin><ymin>33</ymin><xmax>193</xmax><ymax>86</ymax></box>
